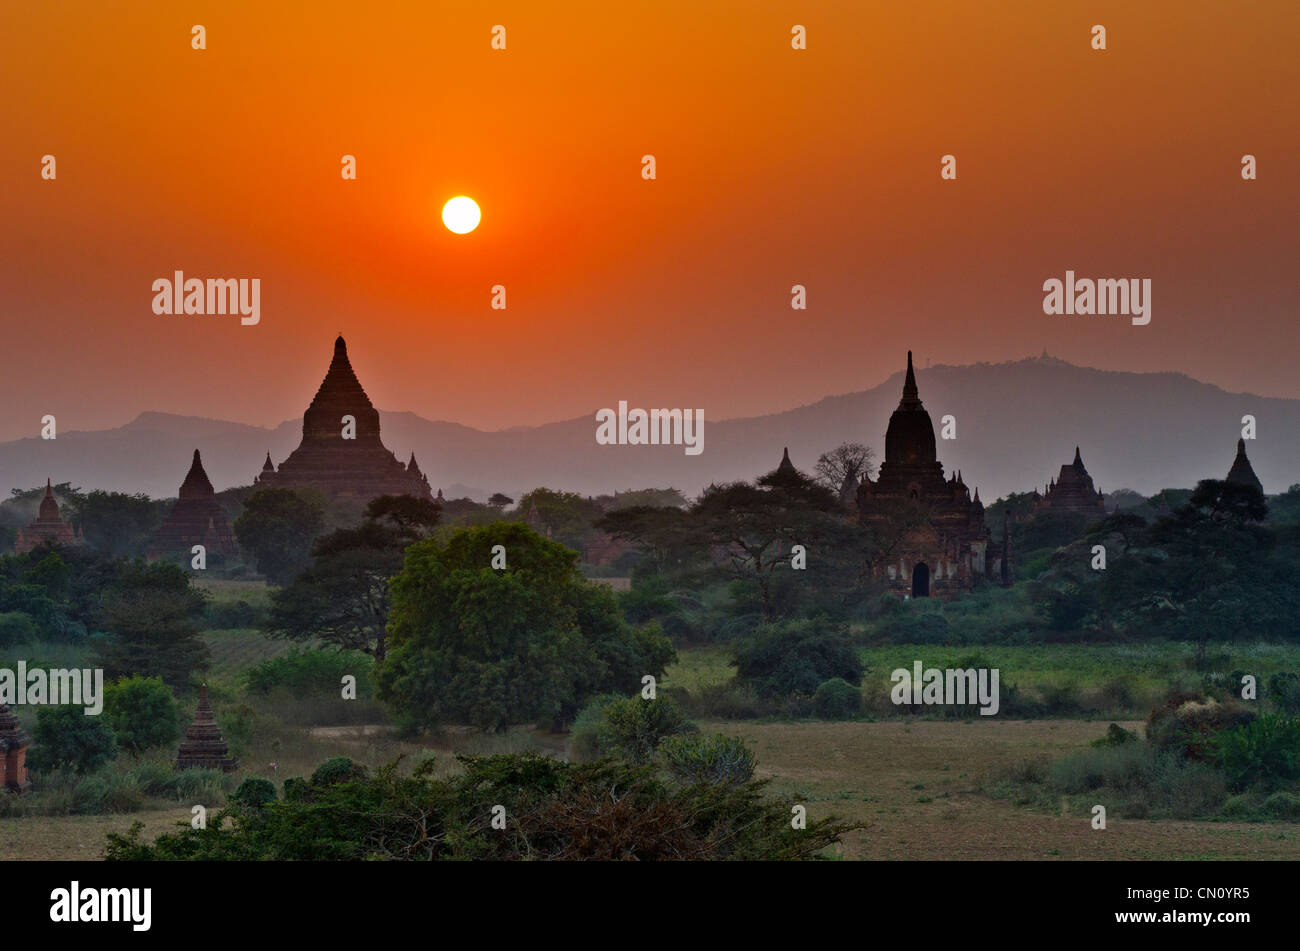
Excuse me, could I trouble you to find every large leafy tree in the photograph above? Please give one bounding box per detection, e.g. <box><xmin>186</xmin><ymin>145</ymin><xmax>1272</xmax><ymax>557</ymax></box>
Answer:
<box><xmin>267</xmin><ymin>494</ymin><xmax>440</xmax><ymax>661</ymax></box>
<box><xmin>689</xmin><ymin>461</ymin><xmax>866</xmax><ymax>621</ymax></box>
<box><xmin>375</xmin><ymin>522</ymin><xmax>674</xmax><ymax>732</ymax></box>
<box><xmin>93</xmin><ymin>561</ymin><xmax>210</xmax><ymax>685</ymax></box>
<box><xmin>68</xmin><ymin>491</ymin><xmax>167</xmax><ymax>558</ymax></box>
<box><xmin>234</xmin><ymin>488</ymin><xmax>326</xmax><ymax>585</ymax></box>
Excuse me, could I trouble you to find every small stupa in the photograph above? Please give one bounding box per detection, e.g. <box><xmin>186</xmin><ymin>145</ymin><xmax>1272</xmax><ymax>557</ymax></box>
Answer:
<box><xmin>14</xmin><ymin>480</ymin><xmax>81</xmax><ymax>553</ymax></box>
<box><xmin>175</xmin><ymin>685</ymin><xmax>238</xmax><ymax>773</ymax></box>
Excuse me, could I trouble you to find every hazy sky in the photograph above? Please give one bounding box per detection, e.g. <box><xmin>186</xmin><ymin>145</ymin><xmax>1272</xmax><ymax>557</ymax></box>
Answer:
<box><xmin>2</xmin><ymin>0</ymin><xmax>1297</xmax><ymax>444</ymax></box>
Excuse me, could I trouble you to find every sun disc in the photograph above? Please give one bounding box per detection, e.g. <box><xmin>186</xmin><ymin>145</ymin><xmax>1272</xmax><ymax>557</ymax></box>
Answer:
<box><xmin>442</xmin><ymin>196</ymin><xmax>481</xmax><ymax>234</ymax></box>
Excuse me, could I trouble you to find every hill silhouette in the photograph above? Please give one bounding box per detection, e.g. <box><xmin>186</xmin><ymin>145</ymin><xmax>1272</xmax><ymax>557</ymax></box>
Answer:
<box><xmin>2</xmin><ymin>355</ymin><xmax>1293</xmax><ymax>501</ymax></box>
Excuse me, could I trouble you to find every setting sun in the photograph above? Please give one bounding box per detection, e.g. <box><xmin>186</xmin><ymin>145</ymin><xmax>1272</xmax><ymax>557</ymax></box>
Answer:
<box><xmin>441</xmin><ymin>196</ymin><xmax>481</xmax><ymax>234</ymax></box>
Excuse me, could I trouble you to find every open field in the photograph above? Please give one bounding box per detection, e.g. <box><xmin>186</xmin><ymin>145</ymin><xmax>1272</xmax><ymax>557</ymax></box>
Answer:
<box><xmin>707</xmin><ymin>718</ymin><xmax>1300</xmax><ymax>860</ymax></box>
<box><xmin>6</xmin><ymin>717</ymin><xmax>1297</xmax><ymax>861</ymax></box>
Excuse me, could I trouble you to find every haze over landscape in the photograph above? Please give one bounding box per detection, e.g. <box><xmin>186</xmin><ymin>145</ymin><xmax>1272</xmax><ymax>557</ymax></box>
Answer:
<box><xmin>3</xmin><ymin>353</ymin><xmax>1293</xmax><ymax>502</ymax></box>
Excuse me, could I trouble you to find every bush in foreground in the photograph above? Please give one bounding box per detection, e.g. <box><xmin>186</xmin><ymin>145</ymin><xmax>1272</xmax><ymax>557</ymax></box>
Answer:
<box><xmin>106</xmin><ymin>752</ymin><xmax>860</xmax><ymax>861</ymax></box>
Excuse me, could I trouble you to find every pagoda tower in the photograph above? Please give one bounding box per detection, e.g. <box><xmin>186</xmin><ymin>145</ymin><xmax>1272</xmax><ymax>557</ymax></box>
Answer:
<box><xmin>254</xmin><ymin>336</ymin><xmax>433</xmax><ymax>502</ymax></box>
<box><xmin>0</xmin><ymin>703</ymin><xmax>32</xmax><ymax>792</ymax></box>
<box><xmin>14</xmin><ymin>480</ymin><xmax>81</xmax><ymax>553</ymax></box>
<box><xmin>1225</xmin><ymin>438</ymin><xmax>1264</xmax><ymax>493</ymax></box>
<box><xmin>175</xmin><ymin>685</ymin><xmax>238</xmax><ymax>773</ymax></box>
<box><xmin>147</xmin><ymin>450</ymin><xmax>240</xmax><ymax>562</ymax></box>
<box><xmin>855</xmin><ymin>352</ymin><xmax>998</xmax><ymax>599</ymax></box>
<box><xmin>1033</xmin><ymin>447</ymin><xmax>1107</xmax><ymax>516</ymax></box>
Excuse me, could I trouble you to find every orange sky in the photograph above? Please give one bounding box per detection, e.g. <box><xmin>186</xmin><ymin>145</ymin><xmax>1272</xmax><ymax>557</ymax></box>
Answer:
<box><xmin>2</xmin><ymin>0</ymin><xmax>1297</xmax><ymax>443</ymax></box>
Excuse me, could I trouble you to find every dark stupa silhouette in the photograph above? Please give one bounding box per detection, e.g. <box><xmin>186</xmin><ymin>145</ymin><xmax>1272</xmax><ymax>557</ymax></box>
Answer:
<box><xmin>254</xmin><ymin>336</ymin><xmax>432</xmax><ymax>501</ymax></box>
<box><xmin>147</xmin><ymin>450</ymin><xmax>239</xmax><ymax>561</ymax></box>
<box><xmin>1225</xmin><ymin>438</ymin><xmax>1264</xmax><ymax>493</ymax></box>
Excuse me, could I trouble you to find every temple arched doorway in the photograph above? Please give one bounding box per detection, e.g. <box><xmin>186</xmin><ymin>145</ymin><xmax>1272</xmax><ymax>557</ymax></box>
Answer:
<box><xmin>911</xmin><ymin>562</ymin><xmax>930</xmax><ymax>598</ymax></box>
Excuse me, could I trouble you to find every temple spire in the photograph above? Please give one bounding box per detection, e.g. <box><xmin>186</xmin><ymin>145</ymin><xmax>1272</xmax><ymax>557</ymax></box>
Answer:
<box><xmin>902</xmin><ymin>351</ymin><xmax>919</xmax><ymax>403</ymax></box>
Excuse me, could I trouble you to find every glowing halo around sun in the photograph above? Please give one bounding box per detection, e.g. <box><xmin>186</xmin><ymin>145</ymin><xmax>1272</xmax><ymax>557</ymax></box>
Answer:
<box><xmin>441</xmin><ymin>196</ymin><xmax>481</xmax><ymax>234</ymax></box>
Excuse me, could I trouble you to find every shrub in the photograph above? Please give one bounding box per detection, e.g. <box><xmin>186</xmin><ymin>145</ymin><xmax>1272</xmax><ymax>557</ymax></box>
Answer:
<box><xmin>204</xmin><ymin>599</ymin><xmax>266</xmax><ymax>630</ymax></box>
<box><xmin>311</xmin><ymin>756</ymin><xmax>367</xmax><ymax>788</ymax></box>
<box><xmin>71</xmin><ymin>776</ymin><xmax>110</xmax><ymax>814</ymax></box>
<box><xmin>26</xmin><ymin>705</ymin><xmax>118</xmax><ymax>775</ymax></box>
<box><xmin>231</xmin><ymin>777</ymin><xmax>278</xmax><ymax>809</ymax></box>
<box><xmin>877</xmin><ymin>610</ymin><xmax>950</xmax><ymax>645</ymax></box>
<box><xmin>734</xmin><ymin>618</ymin><xmax>861</xmax><ymax>699</ymax></box>
<box><xmin>106</xmin><ymin>752</ymin><xmax>862</xmax><ymax>861</ymax></box>
<box><xmin>126</xmin><ymin>760</ymin><xmax>178</xmax><ymax>799</ymax></box>
<box><xmin>1210</xmin><ymin>714</ymin><xmax>1300</xmax><ymax>791</ymax></box>
<box><xmin>245</xmin><ymin>649</ymin><xmax>373</xmax><ymax>697</ymax></box>
<box><xmin>1261</xmin><ymin>791</ymin><xmax>1300</xmax><ymax>819</ymax></box>
<box><xmin>0</xmin><ymin>611</ymin><xmax>39</xmax><ymax>647</ymax></box>
<box><xmin>567</xmin><ymin>694</ymin><xmax>620</xmax><ymax>762</ymax></box>
<box><xmin>600</xmin><ymin>695</ymin><xmax>697</xmax><ymax>765</ymax></box>
<box><xmin>1146</xmin><ymin>692</ymin><xmax>1256</xmax><ymax>762</ymax></box>
<box><xmin>812</xmin><ymin>678</ymin><xmax>862</xmax><ymax>719</ymax></box>
<box><xmin>1268</xmin><ymin>672</ymin><xmax>1300</xmax><ymax>716</ymax></box>
<box><xmin>659</xmin><ymin>734</ymin><xmax>756</xmax><ymax>786</ymax></box>
<box><xmin>173</xmin><ymin>768</ymin><xmax>230</xmax><ymax>804</ymax></box>
<box><xmin>1091</xmin><ymin>723</ymin><xmax>1139</xmax><ymax>748</ymax></box>
<box><xmin>104</xmin><ymin>676</ymin><xmax>182</xmax><ymax>754</ymax></box>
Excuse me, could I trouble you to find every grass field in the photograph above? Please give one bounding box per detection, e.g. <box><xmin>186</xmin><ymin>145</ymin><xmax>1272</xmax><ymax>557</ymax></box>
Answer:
<box><xmin>8</xmin><ymin>717</ymin><xmax>1296</xmax><ymax>861</ymax></box>
<box><xmin>710</xmin><ymin>718</ymin><xmax>1300</xmax><ymax>860</ymax></box>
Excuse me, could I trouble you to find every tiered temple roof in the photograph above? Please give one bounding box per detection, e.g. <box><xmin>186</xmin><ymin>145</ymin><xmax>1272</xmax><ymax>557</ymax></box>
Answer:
<box><xmin>254</xmin><ymin>336</ymin><xmax>433</xmax><ymax>503</ymax></box>
<box><xmin>1033</xmin><ymin>447</ymin><xmax>1107</xmax><ymax>516</ymax></box>
<box><xmin>856</xmin><ymin>352</ymin><xmax>1004</xmax><ymax>598</ymax></box>
<box><xmin>14</xmin><ymin>480</ymin><xmax>81</xmax><ymax>553</ymax></box>
<box><xmin>146</xmin><ymin>450</ymin><xmax>240</xmax><ymax>562</ymax></box>
<box><xmin>175</xmin><ymin>685</ymin><xmax>238</xmax><ymax>773</ymax></box>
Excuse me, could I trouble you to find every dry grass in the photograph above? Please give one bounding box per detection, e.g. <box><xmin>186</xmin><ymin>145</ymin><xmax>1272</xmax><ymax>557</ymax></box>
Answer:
<box><xmin>716</xmin><ymin>718</ymin><xmax>1300</xmax><ymax>860</ymax></box>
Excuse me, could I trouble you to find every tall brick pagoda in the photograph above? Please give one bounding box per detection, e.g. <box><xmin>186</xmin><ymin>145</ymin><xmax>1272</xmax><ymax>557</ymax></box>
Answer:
<box><xmin>146</xmin><ymin>450</ymin><xmax>240</xmax><ymax>562</ymax></box>
<box><xmin>14</xmin><ymin>479</ymin><xmax>82</xmax><ymax>553</ymax></box>
<box><xmin>1032</xmin><ymin>447</ymin><xmax>1107</xmax><ymax>516</ymax></box>
<box><xmin>175</xmin><ymin>685</ymin><xmax>238</xmax><ymax>773</ymax></box>
<box><xmin>1225</xmin><ymin>438</ymin><xmax>1264</xmax><ymax>493</ymax></box>
<box><xmin>855</xmin><ymin>352</ymin><xmax>1006</xmax><ymax>599</ymax></box>
<box><xmin>0</xmin><ymin>703</ymin><xmax>32</xmax><ymax>793</ymax></box>
<box><xmin>254</xmin><ymin>336</ymin><xmax>433</xmax><ymax>503</ymax></box>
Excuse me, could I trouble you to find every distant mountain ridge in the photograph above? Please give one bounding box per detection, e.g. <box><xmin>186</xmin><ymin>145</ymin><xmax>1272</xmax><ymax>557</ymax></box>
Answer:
<box><xmin>2</xmin><ymin>356</ymin><xmax>1294</xmax><ymax>501</ymax></box>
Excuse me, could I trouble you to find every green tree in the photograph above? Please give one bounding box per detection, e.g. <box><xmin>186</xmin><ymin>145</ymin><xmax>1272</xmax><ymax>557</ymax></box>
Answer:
<box><xmin>69</xmin><ymin>491</ymin><xmax>166</xmax><ymax>558</ymax></box>
<box><xmin>268</xmin><ymin>521</ymin><xmax>404</xmax><ymax>661</ymax></box>
<box><xmin>27</xmin><ymin>705</ymin><xmax>118</xmax><ymax>775</ymax></box>
<box><xmin>104</xmin><ymin>675</ymin><xmax>183</xmax><ymax>754</ymax></box>
<box><xmin>375</xmin><ymin>522</ymin><xmax>674</xmax><ymax>732</ymax></box>
<box><xmin>93</xmin><ymin>561</ymin><xmax>210</xmax><ymax>684</ymax></box>
<box><xmin>734</xmin><ymin>617</ymin><xmax>862</xmax><ymax>699</ymax></box>
<box><xmin>234</xmin><ymin>488</ymin><xmax>326</xmax><ymax>585</ymax></box>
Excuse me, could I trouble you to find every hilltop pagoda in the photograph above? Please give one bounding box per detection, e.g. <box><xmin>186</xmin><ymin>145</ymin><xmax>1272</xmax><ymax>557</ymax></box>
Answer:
<box><xmin>0</xmin><ymin>703</ymin><xmax>32</xmax><ymax>793</ymax></box>
<box><xmin>14</xmin><ymin>480</ymin><xmax>82</xmax><ymax>553</ymax></box>
<box><xmin>175</xmin><ymin>685</ymin><xmax>238</xmax><ymax>773</ymax></box>
<box><xmin>1032</xmin><ymin>447</ymin><xmax>1107</xmax><ymax>516</ymax></box>
<box><xmin>254</xmin><ymin>336</ymin><xmax>433</xmax><ymax>503</ymax></box>
<box><xmin>147</xmin><ymin>450</ymin><xmax>240</xmax><ymax>562</ymax></box>
<box><xmin>1225</xmin><ymin>438</ymin><xmax>1264</xmax><ymax>493</ymax></box>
